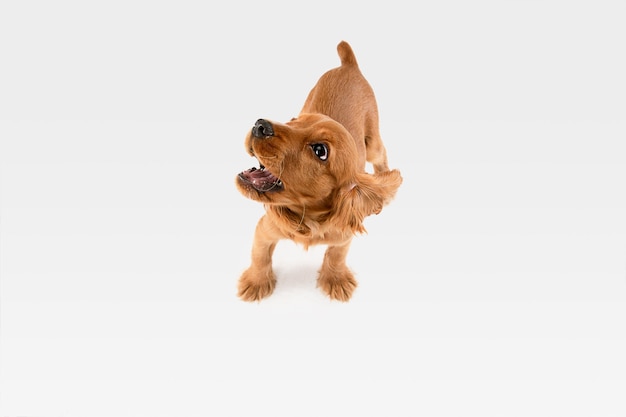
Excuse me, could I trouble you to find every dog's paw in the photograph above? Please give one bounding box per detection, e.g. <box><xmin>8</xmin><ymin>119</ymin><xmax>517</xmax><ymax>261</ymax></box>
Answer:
<box><xmin>237</xmin><ymin>268</ymin><xmax>276</xmax><ymax>302</ymax></box>
<box><xmin>317</xmin><ymin>269</ymin><xmax>358</xmax><ymax>302</ymax></box>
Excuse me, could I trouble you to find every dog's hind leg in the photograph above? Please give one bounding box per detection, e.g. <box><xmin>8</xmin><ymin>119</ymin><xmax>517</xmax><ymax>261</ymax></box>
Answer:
<box><xmin>364</xmin><ymin>116</ymin><xmax>390</xmax><ymax>173</ymax></box>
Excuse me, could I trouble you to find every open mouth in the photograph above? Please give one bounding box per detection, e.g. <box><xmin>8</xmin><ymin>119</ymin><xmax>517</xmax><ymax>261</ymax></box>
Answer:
<box><xmin>238</xmin><ymin>163</ymin><xmax>284</xmax><ymax>193</ymax></box>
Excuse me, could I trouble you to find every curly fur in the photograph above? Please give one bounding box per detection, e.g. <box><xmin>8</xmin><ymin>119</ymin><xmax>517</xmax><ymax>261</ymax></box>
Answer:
<box><xmin>236</xmin><ymin>41</ymin><xmax>402</xmax><ymax>302</ymax></box>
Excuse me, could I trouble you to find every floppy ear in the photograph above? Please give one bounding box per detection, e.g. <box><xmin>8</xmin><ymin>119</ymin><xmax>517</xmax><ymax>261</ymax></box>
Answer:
<box><xmin>331</xmin><ymin>169</ymin><xmax>402</xmax><ymax>234</ymax></box>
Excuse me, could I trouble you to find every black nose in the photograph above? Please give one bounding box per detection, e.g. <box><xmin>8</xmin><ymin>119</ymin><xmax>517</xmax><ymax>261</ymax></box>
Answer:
<box><xmin>252</xmin><ymin>119</ymin><xmax>274</xmax><ymax>138</ymax></box>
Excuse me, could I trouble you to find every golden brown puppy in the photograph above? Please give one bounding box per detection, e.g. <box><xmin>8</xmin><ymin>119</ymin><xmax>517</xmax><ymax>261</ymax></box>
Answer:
<box><xmin>236</xmin><ymin>41</ymin><xmax>402</xmax><ymax>302</ymax></box>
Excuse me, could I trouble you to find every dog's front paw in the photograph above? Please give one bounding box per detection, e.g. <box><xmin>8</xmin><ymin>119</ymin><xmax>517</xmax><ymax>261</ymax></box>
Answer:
<box><xmin>317</xmin><ymin>269</ymin><xmax>358</xmax><ymax>302</ymax></box>
<box><xmin>237</xmin><ymin>268</ymin><xmax>276</xmax><ymax>302</ymax></box>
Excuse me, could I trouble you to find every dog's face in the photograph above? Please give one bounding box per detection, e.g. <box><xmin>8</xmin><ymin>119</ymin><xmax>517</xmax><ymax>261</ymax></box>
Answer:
<box><xmin>237</xmin><ymin>113</ymin><xmax>360</xmax><ymax>208</ymax></box>
<box><xmin>236</xmin><ymin>113</ymin><xmax>402</xmax><ymax>233</ymax></box>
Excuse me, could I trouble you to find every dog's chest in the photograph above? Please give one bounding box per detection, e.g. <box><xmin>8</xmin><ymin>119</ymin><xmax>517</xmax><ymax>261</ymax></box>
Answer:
<box><xmin>285</xmin><ymin>221</ymin><xmax>350</xmax><ymax>248</ymax></box>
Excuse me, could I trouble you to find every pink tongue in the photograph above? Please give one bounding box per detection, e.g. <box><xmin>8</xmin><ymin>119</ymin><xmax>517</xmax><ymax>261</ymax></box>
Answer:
<box><xmin>243</xmin><ymin>167</ymin><xmax>280</xmax><ymax>191</ymax></box>
<box><xmin>249</xmin><ymin>169</ymin><xmax>275</xmax><ymax>186</ymax></box>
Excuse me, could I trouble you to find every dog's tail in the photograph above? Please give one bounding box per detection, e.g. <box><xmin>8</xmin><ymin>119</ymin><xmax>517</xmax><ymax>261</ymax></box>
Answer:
<box><xmin>337</xmin><ymin>41</ymin><xmax>358</xmax><ymax>67</ymax></box>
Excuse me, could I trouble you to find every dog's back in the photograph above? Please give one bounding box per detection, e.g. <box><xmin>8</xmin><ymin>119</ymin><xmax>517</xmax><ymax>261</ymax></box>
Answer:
<box><xmin>300</xmin><ymin>41</ymin><xmax>387</xmax><ymax>173</ymax></box>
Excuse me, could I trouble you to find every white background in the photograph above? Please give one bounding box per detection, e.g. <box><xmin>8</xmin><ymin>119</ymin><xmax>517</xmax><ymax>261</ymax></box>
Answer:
<box><xmin>1</xmin><ymin>1</ymin><xmax>625</xmax><ymax>416</ymax></box>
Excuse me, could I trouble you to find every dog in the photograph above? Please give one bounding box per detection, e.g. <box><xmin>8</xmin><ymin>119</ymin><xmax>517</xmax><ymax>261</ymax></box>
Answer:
<box><xmin>236</xmin><ymin>41</ymin><xmax>402</xmax><ymax>302</ymax></box>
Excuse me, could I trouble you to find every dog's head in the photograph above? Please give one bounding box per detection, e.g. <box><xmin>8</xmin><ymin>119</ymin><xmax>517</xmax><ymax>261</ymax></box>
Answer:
<box><xmin>236</xmin><ymin>113</ymin><xmax>402</xmax><ymax>233</ymax></box>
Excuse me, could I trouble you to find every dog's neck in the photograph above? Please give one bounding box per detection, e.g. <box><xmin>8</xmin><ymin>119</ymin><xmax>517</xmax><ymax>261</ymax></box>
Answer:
<box><xmin>268</xmin><ymin>204</ymin><xmax>328</xmax><ymax>237</ymax></box>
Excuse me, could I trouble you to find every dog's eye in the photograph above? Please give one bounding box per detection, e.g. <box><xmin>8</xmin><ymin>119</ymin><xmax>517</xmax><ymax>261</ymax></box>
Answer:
<box><xmin>311</xmin><ymin>143</ymin><xmax>329</xmax><ymax>161</ymax></box>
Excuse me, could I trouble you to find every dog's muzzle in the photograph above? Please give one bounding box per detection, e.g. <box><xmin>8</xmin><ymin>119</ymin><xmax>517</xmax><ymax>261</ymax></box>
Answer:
<box><xmin>252</xmin><ymin>119</ymin><xmax>274</xmax><ymax>138</ymax></box>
